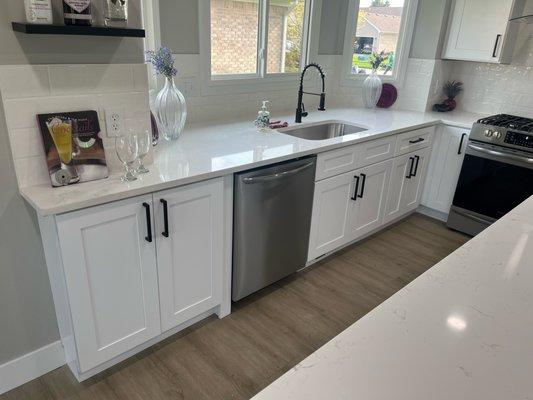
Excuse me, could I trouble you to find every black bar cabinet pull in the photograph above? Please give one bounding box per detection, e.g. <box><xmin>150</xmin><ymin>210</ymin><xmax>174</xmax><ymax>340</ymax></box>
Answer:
<box><xmin>492</xmin><ymin>34</ymin><xmax>501</xmax><ymax>58</ymax></box>
<box><xmin>413</xmin><ymin>155</ymin><xmax>420</xmax><ymax>177</ymax></box>
<box><xmin>142</xmin><ymin>203</ymin><xmax>152</xmax><ymax>243</ymax></box>
<box><xmin>406</xmin><ymin>157</ymin><xmax>414</xmax><ymax>179</ymax></box>
<box><xmin>351</xmin><ymin>175</ymin><xmax>360</xmax><ymax>201</ymax></box>
<box><xmin>458</xmin><ymin>133</ymin><xmax>467</xmax><ymax>155</ymax></box>
<box><xmin>408</xmin><ymin>138</ymin><xmax>424</xmax><ymax>144</ymax></box>
<box><xmin>160</xmin><ymin>199</ymin><xmax>169</xmax><ymax>237</ymax></box>
<box><xmin>358</xmin><ymin>173</ymin><xmax>367</xmax><ymax>198</ymax></box>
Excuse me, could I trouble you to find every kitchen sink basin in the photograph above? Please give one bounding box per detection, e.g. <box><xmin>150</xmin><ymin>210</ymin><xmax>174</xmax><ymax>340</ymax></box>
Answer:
<box><xmin>278</xmin><ymin>121</ymin><xmax>368</xmax><ymax>140</ymax></box>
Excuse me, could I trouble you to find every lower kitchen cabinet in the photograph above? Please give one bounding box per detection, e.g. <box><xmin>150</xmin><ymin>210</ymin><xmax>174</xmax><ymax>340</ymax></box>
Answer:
<box><xmin>308</xmin><ymin>159</ymin><xmax>393</xmax><ymax>261</ymax></box>
<box><xmin>422</xmin><ymin>125</ymin><xmax>468</xmax><ymax>214</ymax></box>
<box><xmin>308</xmin><ymin>170</ymin><xmax>355</xmax><ymax>261</ymax></box>
<box><xmin>154</xmin><ymin>178</ymin><xmax>224</xmax><ymax>332</ymax></box>
<box><xmin>56</xmin><ymin>194</ymin><xmax>162</xmax><ymax>373</ymax></box>
<box><xmin>384</xmin><ymin>147</ymin><xmax>430</xmax><ymax>224</ymax></box>
<box><xmin>350</xmin><ymin>159</ymin><xmax>393</xmax><ymax>239</ymax></box>
<box><xmin>46</xmin><ymin>177</ymin><xmax>229</xmax><ymax>379</ymax></box>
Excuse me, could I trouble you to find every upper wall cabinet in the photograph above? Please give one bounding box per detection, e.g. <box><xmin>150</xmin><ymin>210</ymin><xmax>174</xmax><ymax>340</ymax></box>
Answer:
<box><xmin>442</xmin><ymin>0</ymin><xmax>514</xmax><ymax>63</ymax></box>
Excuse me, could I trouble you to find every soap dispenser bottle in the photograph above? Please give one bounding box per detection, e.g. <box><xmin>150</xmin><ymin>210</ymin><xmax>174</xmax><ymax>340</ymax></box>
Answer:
<box><xmin>254</xmin><ymin>100</ymin><xmax>270</xmax><ymax>132</ymax></box>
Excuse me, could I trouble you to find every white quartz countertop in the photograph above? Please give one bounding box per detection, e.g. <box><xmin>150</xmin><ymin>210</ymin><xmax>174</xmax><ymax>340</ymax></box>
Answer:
<box><xmin>20</xmin><ymin>108</ymin><xmax>480</xmax><ymax>216</ymax></box>
<box><xmin>252</xmin><ymin>195</ymin><xmax>533</xmax><ymax>400</ymax></box>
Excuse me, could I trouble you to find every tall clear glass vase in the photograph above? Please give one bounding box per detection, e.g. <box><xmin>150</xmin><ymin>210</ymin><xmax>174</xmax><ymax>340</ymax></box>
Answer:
<box><xmin>362</xmin><ymin>71</ymin><xmax>383</xmax><ymax>109</ymax></box>
<box><xmin>154</xmin><ymin>77</ymin><xmax>187</xmax><ymax>141</ymax></box>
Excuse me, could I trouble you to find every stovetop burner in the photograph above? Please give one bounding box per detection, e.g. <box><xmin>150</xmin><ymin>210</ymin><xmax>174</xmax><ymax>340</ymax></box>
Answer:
<box><xmin>477</xmin><ymin>114</ymin><xmax>533</xmax><ymax>133</ymax></box>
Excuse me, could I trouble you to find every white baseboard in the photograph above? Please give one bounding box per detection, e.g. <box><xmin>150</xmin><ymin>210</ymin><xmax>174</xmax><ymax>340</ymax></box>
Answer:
<box><xmin>0</xmin><ymin>341</ymin><xmax>65</xmax><ymax>395</ymax></box>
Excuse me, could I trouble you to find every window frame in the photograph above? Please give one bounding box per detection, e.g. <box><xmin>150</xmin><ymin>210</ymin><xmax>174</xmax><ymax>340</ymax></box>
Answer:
<box><xmin>199</xmin><ymin>0</ymin><xmax>320</xmax><ymax>95</ymax></box>
<box><xmin>340</xmin><ymin>0</ymin><xmax>419</xmax><ymax>88</ymax></box>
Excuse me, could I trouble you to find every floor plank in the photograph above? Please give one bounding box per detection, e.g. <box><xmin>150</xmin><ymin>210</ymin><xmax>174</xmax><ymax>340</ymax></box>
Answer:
<box><xmin>2</xmin><ymin>213</ymin><xmax>469</xmax><ymax>400</ymax></box>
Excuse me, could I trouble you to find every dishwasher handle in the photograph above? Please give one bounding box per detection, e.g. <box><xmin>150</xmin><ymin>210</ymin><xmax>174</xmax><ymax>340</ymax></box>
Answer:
<box><xmin>242</xmin><ymin>161</ymin><xmax>315</xmax><ymax>184</ymax></box>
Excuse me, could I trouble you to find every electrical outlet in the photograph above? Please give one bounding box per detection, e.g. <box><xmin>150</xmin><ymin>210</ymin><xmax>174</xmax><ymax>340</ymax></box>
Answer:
<box><xmin>105</xmin><ymin>108</ymin><xmax>125</xmax><ymax>137</ymax></box>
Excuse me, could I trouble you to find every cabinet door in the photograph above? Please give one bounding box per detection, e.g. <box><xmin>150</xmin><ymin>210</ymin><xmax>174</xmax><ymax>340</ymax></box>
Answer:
<box><xmin>443</xmin><ymin>0</ymin><xmax>513</xmax><ymax>62</ymax></box>
<box><xmin>401</xmin><ymin>147</ymin><xmax>431</xmax><ymax>213</ymax></box>
<box><xmin>349</xmin><ymin>159</ymin><xmax>393</xmax><ymax>239</ymax></box>
<box><xmin>422</xmin><ymin>126</ymin><xmax>468</xmax><ymax>213</ymax></box>
<box><xmin>308</xmin><ymin>171</ymin><xmax>355</xmax><ymax>261</ymax></box>
<box><xmin>56</xmin><ymin>195</ymin><xmax>161</xmax><ymax>372</ymax></box>
<box><xmin>154</xmin><ymin>178</ymin><xmax>224</xmax><ymax>332</ymax></box>
<box><xmin>383</xmin><ymin>153</ymin><xmax>412</xmax><ymax>224</ymax></box>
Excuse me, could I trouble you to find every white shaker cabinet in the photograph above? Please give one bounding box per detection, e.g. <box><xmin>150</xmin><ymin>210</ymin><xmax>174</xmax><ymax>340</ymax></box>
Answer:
<box><xmin>422</xmin><ymin>126</ymin><xmax>468</xmax><ymax>214</ymax></box>
<box><xmin>43</xmin><ymin>176</ymin><xmax>230</xmax><ymax>381</ymax></box>
<box><xmin>384</xmin><ymin>148</ymin><xmax>430</xmax><ymax>224</ymax></box>
<box><xmin>442</xmin><ymin>0</ymin><xmax>514</xmax><ymax>63</ymax></box>
<box><xmin>154</xmin><ymin>178</ymin><xmax>224</xmax><ymax>332</ymax></box>
<box><xmin>307</xmin><ymin>171</ymin><xmax>355</xmax><ymax>261</ymax></box>
<box><xmin>55</xmin><ymin>194</ymin><xmax>161</xmax><ymax>373</ymax></box>
<box><xmin>349</xmin><ymin>159</ymin><xmax>393</xmax><ymax>240</ymax></box>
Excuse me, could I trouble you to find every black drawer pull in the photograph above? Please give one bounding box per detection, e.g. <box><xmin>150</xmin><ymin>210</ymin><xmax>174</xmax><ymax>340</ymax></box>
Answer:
<box><xmin>142</xmin><ymin>203</ymin><xmax>152</xmax><ymax>243</ymax></box>
<box><xmin>458</xmin><ymin>133</ymin><xmax>467</xmax><ymax>155</ymax></box>
<box><xmin>409</xmin><ymin>138</ymin><xmax>425</xmax><ymax>144</ymax></box>
<box><xmin>406</xmin><ymin>157</ymin><xmax>414</xmax><ymax>179</ymax></box>
<box><xmin>358</xmin><ymin>173</ymin><xmax>367</xmax><ymax>198</ymax></box>
<box><xmin>413</xmin><ymin>155</ymin><xmax>420</xmax><ymax>177</ymax></box>
<box><xmin>351</xmin><ymin>175</ymin><xmax>360</xmax><ymax>201</ymax></box>
<box><xmin>161</xmin><ymin>199</ymin><xmax>169</xmax><ymax>237</ymax></box>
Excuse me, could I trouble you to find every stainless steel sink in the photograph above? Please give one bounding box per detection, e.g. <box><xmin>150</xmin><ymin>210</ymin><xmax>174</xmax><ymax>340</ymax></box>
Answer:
<box><xmin>278</xmin><ymin>121</ymin><xmax>367</xmax><ymax>140</ymax></box>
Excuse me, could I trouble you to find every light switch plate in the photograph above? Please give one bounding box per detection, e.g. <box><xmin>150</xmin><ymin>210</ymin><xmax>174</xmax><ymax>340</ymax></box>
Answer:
<box><xmin>105</xmin><ymin>108</ymin><xmax>125</xmax><ymax>137</ymax></box>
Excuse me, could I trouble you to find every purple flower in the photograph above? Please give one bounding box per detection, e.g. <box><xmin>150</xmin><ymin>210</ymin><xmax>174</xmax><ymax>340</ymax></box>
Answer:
<box><xmin>145</xmin><ymin>46</ymin><xmax>177</xmax><ymax>78</ymax></box>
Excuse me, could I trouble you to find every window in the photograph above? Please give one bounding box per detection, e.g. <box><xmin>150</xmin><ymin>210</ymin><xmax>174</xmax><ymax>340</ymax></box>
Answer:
<box><xmin>341</xmin><ymin>0</ymin><xmax>418</xmax><ymax>84</ymax></box>
<box><xmin>203</xmin><ymin>0</ymin><xmax>312</xmax><ymax>83</ymax></box>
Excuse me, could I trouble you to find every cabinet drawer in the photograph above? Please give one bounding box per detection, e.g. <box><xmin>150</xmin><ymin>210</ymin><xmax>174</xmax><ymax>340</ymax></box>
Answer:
<box><xmin>395</xmin><ymin>126</ymin><xmax>434</xmax><ymax>156</ymax></box>
<box><xmin>316</xmin><ymin>145</ymin><xmax>359</xmax><ymax>181</ymax></box>
<box><xmin>316</xmin><ymin>136</ymin><xmax>397</xmax><ymax>181</ymax></box>
<box><xmin>356</xmin><ymin>135</ymin><xmax>396</xmax><ymax>169</ymax></box>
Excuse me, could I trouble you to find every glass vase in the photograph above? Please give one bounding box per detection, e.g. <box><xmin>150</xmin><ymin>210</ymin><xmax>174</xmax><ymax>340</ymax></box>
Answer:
<box><xmin>362</xmin><ymin>71</ymin><xmax>383</xmax><ymax>109</ymax></box>
<box><xmin>154</xmin><ymin>77</ymin><xmax>187</xmax><ymax>141</ymax></box>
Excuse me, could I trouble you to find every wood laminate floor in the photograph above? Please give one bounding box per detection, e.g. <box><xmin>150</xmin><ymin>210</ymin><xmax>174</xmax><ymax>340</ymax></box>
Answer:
<box><xmin>2</xmin><ymin>213</ymin><xmax>469</xmax><ymax>400</ymax></box>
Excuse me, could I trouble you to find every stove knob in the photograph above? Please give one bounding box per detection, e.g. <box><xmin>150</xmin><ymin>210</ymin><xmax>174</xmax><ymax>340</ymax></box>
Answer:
<box><xmin>484</xmin><ymin>129</ymin><xmax>493</xmax><ymax>137</ymax></box>
<box><xmin>493</xmin><ymin>131</ymin><xmax>502</xmax><ymax>139</ymax></box>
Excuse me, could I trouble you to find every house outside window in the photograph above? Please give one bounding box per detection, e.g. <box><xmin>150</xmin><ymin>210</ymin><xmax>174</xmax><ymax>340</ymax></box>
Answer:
<box><xmin>342</xmin><ymin>0</ymin><xmax>418</xmax><ymax>84</ymax></box>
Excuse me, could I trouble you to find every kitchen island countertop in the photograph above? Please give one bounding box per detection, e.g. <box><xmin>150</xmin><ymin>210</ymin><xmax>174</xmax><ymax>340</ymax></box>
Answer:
<box><xmin>252</xmin><ymin>194</ymin><xmax>533</xmax><ymax>400</ymax></box>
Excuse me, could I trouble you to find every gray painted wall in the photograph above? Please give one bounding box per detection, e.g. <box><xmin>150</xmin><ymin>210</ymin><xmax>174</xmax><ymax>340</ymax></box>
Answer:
<box><xmin>159</xmin><ymin>0</ymin><xmax>200</xmax><ymax>54</ymax></box>
<box><xmin>410</xmin><ymin>0</ymin><xmax>451</xmax><ymax>59</ymax></box>
<box><xmin>158</xmin><ymin>0</ymin><xmax>349</xmax><ymax>55</ymax></box>
<box><xmin>318</xmin><ymin>0</ymin><xmax>349</xmax><ymax>55</ymax></box>
<box><xmin>0</xmin><ymin>0</ymin><xmax>145</xmax><ymax>365</ymax></box>
<box><xmin>1</xmin><ymin>0</ymin><xmax>144</xmax><ymax>64</ymax></box>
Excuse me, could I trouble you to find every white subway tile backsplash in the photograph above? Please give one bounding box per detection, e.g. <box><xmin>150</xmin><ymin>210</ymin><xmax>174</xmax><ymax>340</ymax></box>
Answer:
<box><xmin>0</xmin><ymin>65</ymin><xmax>50</xmax><ymax>99</ymax></box>
<box><xmin>14</xmin><ymin>156</ymin><xmax>50</xmax><ymax>187</ymax></box>
<box><xmin>8</xmin><ymin>128</ymin><xmax>45</xmax><ymax>159</ymax></box>
<box><xmin>48</xmin><ymin>65</ymin><xmax>135</xmax><ymax>95</ymax></box>
<box><xmin>1</xmin><ymin>64</ymin><xmax>151</xmax><ymax>188</ymax></box>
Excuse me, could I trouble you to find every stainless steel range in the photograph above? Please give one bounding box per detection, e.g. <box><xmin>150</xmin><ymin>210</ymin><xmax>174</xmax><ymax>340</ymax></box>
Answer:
<box><xmin>447</xmin><ymin>114</ymin><xmax>533</xmax><ymax>236</ymax></box>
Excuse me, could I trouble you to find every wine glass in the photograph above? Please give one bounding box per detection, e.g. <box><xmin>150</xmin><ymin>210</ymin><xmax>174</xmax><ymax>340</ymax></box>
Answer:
<box><xmin>115</xmin><ymin>134</ymin><xmax>139</xmax><ymax>182</ymax></box>
<box><xmin>136</xmin><ymin>130</ymin><xmax>151</xmax><ymax>174</ymax></box>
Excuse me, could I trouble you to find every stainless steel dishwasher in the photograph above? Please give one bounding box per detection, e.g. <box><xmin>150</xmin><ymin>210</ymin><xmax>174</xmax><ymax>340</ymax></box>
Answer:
<box><xmin>232</xmin><ymin>156</ymin><xmax>316</xmax><ymax>301</ymax></box>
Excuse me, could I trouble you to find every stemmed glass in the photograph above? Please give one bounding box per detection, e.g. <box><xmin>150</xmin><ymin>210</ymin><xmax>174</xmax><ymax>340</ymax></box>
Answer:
<box><xmin>136</xmin><ymin>130</ymin><xmax>151</xmax><ymax>174</ymax></box>
<box><xmin>115</xmin><ymin>134</ymin><xmax>139</xmax><ymax>182</ymax></box>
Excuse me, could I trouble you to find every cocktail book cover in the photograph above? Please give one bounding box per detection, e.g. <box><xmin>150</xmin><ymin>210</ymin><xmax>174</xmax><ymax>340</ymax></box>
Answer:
<box><xmin>37</xmin><ymin>110</ymin><xmax>109</xmax><ymax>187</ymax></box>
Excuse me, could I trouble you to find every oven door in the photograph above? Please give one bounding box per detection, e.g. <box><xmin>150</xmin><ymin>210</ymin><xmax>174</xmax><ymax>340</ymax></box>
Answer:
<box><xmin>448</xmin><ymin>141</ymin><xmax>533</xmax><ymax>235</ymax></box>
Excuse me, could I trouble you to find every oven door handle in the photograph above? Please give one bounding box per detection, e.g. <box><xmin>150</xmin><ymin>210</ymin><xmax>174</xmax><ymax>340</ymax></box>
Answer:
<box><xmin>467</xmin><ymin>143</ymin><xmax>533</xmax><ymax>164</ymax></box>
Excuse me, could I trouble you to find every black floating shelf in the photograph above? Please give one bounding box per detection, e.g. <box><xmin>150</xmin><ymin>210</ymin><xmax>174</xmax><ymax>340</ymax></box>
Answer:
<box><xmin>12</xmin><ymin>22</ymin><xmax>145</xmax><ymax>38</ymax></box>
